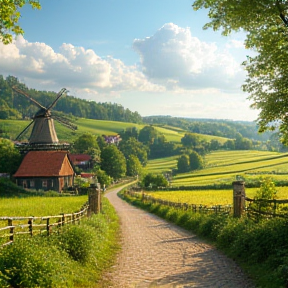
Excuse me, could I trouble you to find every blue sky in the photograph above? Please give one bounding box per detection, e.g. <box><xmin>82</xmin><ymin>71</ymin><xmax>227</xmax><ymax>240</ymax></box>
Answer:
<box><xmin>0</xmin><ymin>0</ymin><xmax>259</xmax><ymax>121</ymax></box>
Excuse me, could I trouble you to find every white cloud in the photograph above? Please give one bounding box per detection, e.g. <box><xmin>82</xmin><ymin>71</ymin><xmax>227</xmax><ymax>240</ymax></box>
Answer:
<box><xmin>0</xmin><ymin>24</ymin><xmax>250</xmax><ymax>110</ymax></box>
<box><xmin>133</xmin><ymin>23</ymin><xmax>245</xmax><ymax>91</ymax></box>
<box><xmin>0</xmin><ymin>36</ymin><xmax>163</xmax><ymax>94</ymax></box>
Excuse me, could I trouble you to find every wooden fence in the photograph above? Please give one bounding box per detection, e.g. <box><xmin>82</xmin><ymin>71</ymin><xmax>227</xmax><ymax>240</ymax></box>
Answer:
<box><xmin>0</xmin><ymin>203</ymin><xmax>89</xmax><ymax>247</ymax></box>
<box><xmin>245</xmin><ymin>197</ymin><xmax>288</xmax><ymax>220</ymax></box>
<box><xmin>125</xmin><ymin>190</ymin><xmax>232</xmax><ymax>215</ymax></box>
<box><xmin>126</xmin><ymin>183</ymin><xmax>288</xmax><ymax>220</ymax></box>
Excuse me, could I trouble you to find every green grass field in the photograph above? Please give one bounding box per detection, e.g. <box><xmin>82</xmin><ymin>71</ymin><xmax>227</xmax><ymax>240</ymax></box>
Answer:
<box><xmin>145</xmin><ymin>150</ymin><xmax>288</xmax><ymax>187</ymax></box>
<box><xmin>0</xmin><ymin>195</ymin><xmax>87</xmax><ymax>217</ymax></box>
<box><xmin>0</xmin><ymin>119</ymin><xmax>229</xmax><ymax>144</ymax></box>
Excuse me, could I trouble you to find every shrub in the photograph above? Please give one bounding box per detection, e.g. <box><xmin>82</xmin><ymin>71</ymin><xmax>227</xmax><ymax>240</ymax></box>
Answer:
<box><xmin>0</xmin><ymin>236</ymin><xmax>74</xmax><ymax>288</ymax></box>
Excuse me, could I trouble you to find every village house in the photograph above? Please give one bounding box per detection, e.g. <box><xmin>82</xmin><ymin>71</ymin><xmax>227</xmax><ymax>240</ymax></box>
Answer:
<box><xmin>68</xmin><ymin>154</ymin><xmax>92</xmax><ymax>170</ymax></box>
<box><xmin>13</xmin><ymin>151</ymin><xmax>75</xmax><ymax>192</ymax></box>
<box><xmin>103</xmin><ymin>134</ymin><xmax>121</xmax><ymax>145</ymax></box>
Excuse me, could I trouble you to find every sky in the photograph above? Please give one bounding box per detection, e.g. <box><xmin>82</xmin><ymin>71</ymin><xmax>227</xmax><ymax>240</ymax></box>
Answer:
<box><xmin>0</xmin><ymin>0</ymin><xmax>259</xmax><ymax>121</ymax></box>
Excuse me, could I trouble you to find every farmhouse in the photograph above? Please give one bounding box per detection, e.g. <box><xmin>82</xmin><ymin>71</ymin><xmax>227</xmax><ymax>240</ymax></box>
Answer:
<box><xmin>103</xmin><ymin>134</ymin><xmax>121</xmax><ymax>145</ymax></box>
<box><xmin>14</xmin><ymin>151</ymin><xmax>75</xmax><ymax>192</ymax></box>
<box><xmin>69</xmin><ymin>154</ymin><xmax>92</xmax><ymax>170</ymax></box>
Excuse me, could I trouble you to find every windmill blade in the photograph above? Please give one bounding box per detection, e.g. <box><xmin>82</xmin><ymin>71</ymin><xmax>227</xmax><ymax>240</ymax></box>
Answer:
<box><xmin>53</xmin><ymin>115</ymin><xmax>77</xmax><ymax>131</ymax></box>
<box><xmin>12</xmin><ymin>86</ymin><xmax>47</xmax><ymax>110</ymax></box>
<box><xmin>15</xmin><ymin>120</ymin><xmax>34</xmax><ymax>140</ymax></box>
<box><xmin>47</xmin><ymin>88</ymin><xmax>67</xmax><ymax>110</ymax></box>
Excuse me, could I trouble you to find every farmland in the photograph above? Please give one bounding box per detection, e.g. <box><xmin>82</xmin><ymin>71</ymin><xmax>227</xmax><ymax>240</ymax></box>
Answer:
<box><xmin>148</xmin><ymin>186</ymin><xmax>288</xmax><ymax>206</ymax></box>
<box><xmin>0</xmin><ymin>118</ymin><xmax>228</xmax><ymax>144</ymax></box>
<box><xmin>146</xmin><ymin>150</ymin><xmax>288</xmax><ymax>187</ymax></box>
<box><xmin>0</xmin><ymin>195</ymin><xmax>87</xmax><ymax>217</ymax></box>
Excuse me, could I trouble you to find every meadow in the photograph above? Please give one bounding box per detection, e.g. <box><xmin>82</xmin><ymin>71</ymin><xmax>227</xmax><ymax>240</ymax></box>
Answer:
<box><xmin>146</xmin><ymin>150</ymin><xmax>288</xmax><ymax>187</ymax></box>
<box><xmin>0</xmin><ymin>195</ymin><xmax>88</xmax><ymax>217</ymax></box>
<box><xmin>0</xmin><ymin>118</ymin><xmax>228</xmax><ymax>144</ymax></box>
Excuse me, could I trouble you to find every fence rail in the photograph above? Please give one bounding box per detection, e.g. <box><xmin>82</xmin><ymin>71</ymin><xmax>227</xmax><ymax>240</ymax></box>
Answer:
<box><xmin>125</xmin><ymin>190</ymin><xmax>232</xmax><ymax>215</ymax></box>
<box><xmin>245</xmin><ymin>197</ymin><xmax>288</xmax><ymax>220</ymax></box>
<box><xmin>0</xmin><ymin>202</ymin><xmax>89</xmax><ymax>247</ymax></box>
<box><xmin>125</xmin><ymin>188</ymin><xmax>288</xmax><ymax>220</ymax></box>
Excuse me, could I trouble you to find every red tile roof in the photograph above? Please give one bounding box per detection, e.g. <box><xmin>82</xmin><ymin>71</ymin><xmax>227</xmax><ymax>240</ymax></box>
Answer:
<box><xmin>68</xmin><ymin>154</ymin><xmax>91</xmax><ymax>162</ymax></box>
<box><xmin>80</xmin><ymin>173</ymin><xmax>94</xmax><ymax>178</ymax></box>
<box><xmin>14</xmin><ymin>151</ymin><xmax>75</xmax><ymax>177</ymax></box>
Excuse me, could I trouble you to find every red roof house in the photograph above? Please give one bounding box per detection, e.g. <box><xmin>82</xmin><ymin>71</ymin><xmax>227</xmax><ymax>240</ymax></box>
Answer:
<box><xmin>68</xmin><ymin>154</ymin><xmax>92</xmax><ymax>169</ymax></box>
<box><xmin>14</xmin><ymin>151</ymin><xmax>75</xmax><ymax>192</ymax></box>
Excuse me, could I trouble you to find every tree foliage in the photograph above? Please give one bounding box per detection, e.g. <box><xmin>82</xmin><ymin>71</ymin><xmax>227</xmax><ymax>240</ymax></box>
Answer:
<box><xmin>118</xmin><ymin>137</ymin><xmax>148</xmax><ymax>166</ymax></box>
<box><xmin>0</xmin><ymin>138</ymin><xmax>22</xmax><ymax>174</ymax></box>
<box><xmin>142</xmin><ymin>173</ymin><xmax>168</xmax><ymax>188</ymax></box>
<box><xmin>100</xmin><ymin>145</ymin><xmax>126</xmax><ymax>180</ymax></box>
<box><xmin>181</xmin><ymin>133</ymin><xmax>200</xmax><ymax>148</ymax></box>
<box><xmin>126</xmin><ymin>155</ymin><xmax>142</xmax><ymax>176</ymax></box>
<box><xmin>0</xmin><ymin>75</ymin><xmax>142</xmax><ymax>123</ymax></box>
<box><xmin>72</xmin><ymin>133</ymin><xmax>99</xmax><ymax>154</ymax></box>
<box><xmin>138</xmin><ymin>126</ymin><xmax>157</xmax><ymax>145</ymax></box>
<box><xmin>0</xmin><ymin>0</ymin><xmax>41</xmax><ymax>44</ymax></box>
<box><xmin>177</xmin><ymin>154</ymin><xmax>190</xmax><ymax>173</ymax></box>
<box><xmin>189</xmin><ymin>151</ymin><xmax>204</xmax><ymax>171</ymax></box>
<box><xmin>192</xmin><ymin>0</ymin><xmax>288</xmax><ymax>143</ymax></box>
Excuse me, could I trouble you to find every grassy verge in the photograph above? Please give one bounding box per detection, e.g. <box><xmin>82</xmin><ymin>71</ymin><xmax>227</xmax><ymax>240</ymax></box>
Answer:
<box><xmin>0</xmin><ymin>197</ymin><xmax>120</xmax><ymax>287</ymax></box>
<box><xmin>119</xmin><ymin>190</ymin><xmax>288</xmax><ymax>288</ymax></box>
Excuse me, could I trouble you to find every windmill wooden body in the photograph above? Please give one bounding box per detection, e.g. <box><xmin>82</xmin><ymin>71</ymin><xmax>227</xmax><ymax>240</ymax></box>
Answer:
<box><xmin>12</xmin><ymin>86</ymin><xmax>77</xmax><ymax>151</ymax></box>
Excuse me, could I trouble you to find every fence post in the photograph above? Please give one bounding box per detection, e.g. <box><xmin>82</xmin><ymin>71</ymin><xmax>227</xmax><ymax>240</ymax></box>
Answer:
<box><xmin>88</xmin><ymin>183</ymin><xmax>101</xmax><ymax>216</ymax></box>
<box><xmin>8</xmin><ymin>219</ymin><xmax>14</xmax><ymax>242</ymax></box>
<box><xmin>28</xmin><ymin>218</ymin><xmax>33</xmax><ymax>236</ymax></box>
<box><xmin>233</xmin><ymin>181</ymin><xmax>246</xmax><ymax>217</ymax></box>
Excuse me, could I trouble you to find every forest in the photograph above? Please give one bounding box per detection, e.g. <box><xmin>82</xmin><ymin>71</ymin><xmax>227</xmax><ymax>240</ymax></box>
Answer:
<box><xmin>0</xmin><ymin>75</ymin><xmax>142</xmax><ymax>123</ymax></box>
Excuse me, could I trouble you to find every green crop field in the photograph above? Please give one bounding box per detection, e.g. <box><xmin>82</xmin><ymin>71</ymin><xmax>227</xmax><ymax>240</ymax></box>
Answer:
<box><xmin>148</xmin><ymin>186</ymin><xmax>288</xmax><ymax>206</ymax></box>
<box><xmin>145</xmin><ymin>150</ymin><xmax>288</xmax><ymax>187</ymax></box>
<box><xmin>0</xmin><ymin>196</ymin><xmax>88</xmax><ymax>217</ymax></box>
<box><xmin>0</xmin><ymin>118</ymin><xmax>229</xmax><ymax>144</ymax></box>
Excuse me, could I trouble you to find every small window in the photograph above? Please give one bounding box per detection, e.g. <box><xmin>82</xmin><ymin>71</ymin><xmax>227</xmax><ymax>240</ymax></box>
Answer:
<box><xmin>23</xmin><ymin>180</ymin><xmax>27</xmax><ymax>188</ymax></box>
<box><xmin>30</xmin><ymin>180</ymin><xmax>35</xmax><ymax>188</ymax></box>
<box><xmin>42</xmin><ymin>180</ymin><xmax>47</xmax><ymax>188</ymax></box>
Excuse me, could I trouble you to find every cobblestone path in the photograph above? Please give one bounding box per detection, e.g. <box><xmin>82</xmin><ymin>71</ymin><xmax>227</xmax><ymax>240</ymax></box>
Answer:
<box><xmin>103</xmin><ymin>187</ymin><xmax>254</xmax><ymax>288</ymax></box>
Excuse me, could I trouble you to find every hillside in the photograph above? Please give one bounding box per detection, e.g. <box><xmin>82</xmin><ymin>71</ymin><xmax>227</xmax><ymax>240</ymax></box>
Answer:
<box><xmin>0</xmin><ymin>118</ymin><xmax>230</xmax><ymax>144</ymax></box>
<box><xmin>145</xmin><ymin>150</ymin><xmax>288</xmax><ymax>187</ymax></box>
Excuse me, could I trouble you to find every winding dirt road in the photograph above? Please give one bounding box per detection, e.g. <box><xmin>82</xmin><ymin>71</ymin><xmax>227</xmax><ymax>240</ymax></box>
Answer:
<box><xmin>103</xmin><ymin>187</ymin><xmax>254</xmax><ymax>288</ymax></box>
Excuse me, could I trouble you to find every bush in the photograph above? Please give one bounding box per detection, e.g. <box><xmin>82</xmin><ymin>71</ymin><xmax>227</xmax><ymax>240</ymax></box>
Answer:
<box><xmin>58</xmin><ymin>224</ymin><xmax>95</xmax><ymax>263</ymax></box>
<box><xmin>0</xmin><ymin>236</ymin><xmax>74</xmax><ymax>288</ymax></box>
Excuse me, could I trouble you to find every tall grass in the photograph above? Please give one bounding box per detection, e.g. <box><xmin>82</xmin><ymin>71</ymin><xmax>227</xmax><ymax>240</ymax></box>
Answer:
<box><xmin>0</xmin><ymin>196</ymin><xmax>88</xmax><ymax>217</ymax></box>
<box><xmin>0</xmin><ymin>197</ymin><xmax>119</xmax><ymax>287</ymax></box>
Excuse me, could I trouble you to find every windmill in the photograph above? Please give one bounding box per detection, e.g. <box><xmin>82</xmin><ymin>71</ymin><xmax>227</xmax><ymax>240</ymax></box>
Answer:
<box><xmin>12</xmin><ymin>86</ymin><xmax>77</xmax><ymax>147</ymax></box>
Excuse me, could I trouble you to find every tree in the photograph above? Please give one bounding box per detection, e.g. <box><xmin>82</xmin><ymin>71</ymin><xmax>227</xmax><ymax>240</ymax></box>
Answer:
<box><xmin>100</xmin><ymin>145</ymin><xmax>126</xmax><ymax>180</ymax></box>
<box><xmin>72</xmin><ymin>133</ymin><xmax>99</xmax><ymax>154</ymax></box>
<box><xmin>181</xmin><ymin>133</ymin><xmax>200</xmax><ymax>148</ymax></box>
<box><xmin>177</xmin><ymin>154</ymin><xmax>190</xmax><ymax>173</ymax></box>
<box><xmin>192</xmin><ymin>0</ymin><xmax>288</xmax><ymax>143</ymax></box>
<box><xmin>189</xmin><ymin>151</ymin><xmax>204</xmax><ymax>171</ymax></box>
<box><xmin>94</xmin><ymin>169</ymin><xmax>111</xmax><ymax>188</ymax></box>
<box><xmin>96</xmin><ymin>135</ymin><xmax>107</xmax><ymax>152</ymax></box>
<box><xmin>0</xmin><ymin>138</ymin><xmax>22</xmax><ymax>174</ymax></box>
<box><xmin>126</xmin><ymin>155</ymin><xmax>142</xmax><ymax>177</ymax></box>
<box><xmin>223</xmin><ymin>139</ymin><xmax>235</xmax><ymax>150</ymax></box>
<box><xmin>209</xmin><ymin>139</ymin><xmax>221</xmax><ymax>151</ymax></box>
<box><xmin>118</xmin><ymin>137</ymin><xmax>148</xmax><ymax>166</ymax></box>
<box><xmin>142</xmin><ymin>173</ymin><xmax>168</xmax><ymax>188</ymax></box>
<box><xmin>0</xmin><ymin>1</ymin><xmax>41</xmax><ymax>44</ymax></box>
<box><xmin>138</xmin><ymin>126</ymin><xmax>157</xmax><ymax>145</ymax></box>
